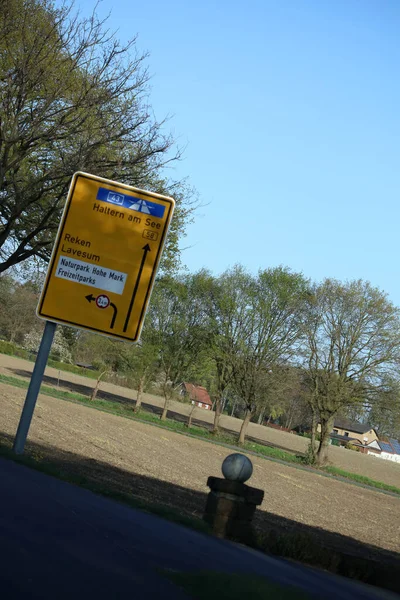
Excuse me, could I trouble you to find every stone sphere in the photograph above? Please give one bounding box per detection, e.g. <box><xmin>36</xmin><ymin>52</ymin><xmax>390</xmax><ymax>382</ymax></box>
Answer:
<box><xmin>221</xmin><ymin>453</ymin><xmax>253</xmax><ymax>483</ymax></box>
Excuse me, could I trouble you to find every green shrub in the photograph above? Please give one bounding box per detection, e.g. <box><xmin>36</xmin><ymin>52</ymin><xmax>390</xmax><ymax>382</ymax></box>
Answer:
<box><xmin>302</xmin><ymin>442</ymin><xmax>317</xmax><ymax>465</ymax></box>
<box><xmin>0</xmin><ymin>340</ymin><xmax>17</xmax><ymax>355</ymax></box>
<box><xmin>298</xmin><ymin>431</ymin><xmax>320</xmax><ymax>441</ymax></box>
<box><xmin>345</xmin><ymin>442</ymin><xmax>359</xmax><ymax>452</ymax></box>
<box><xmin>47</xmin><ymin>359</ymin><xmax>100</xmax><ymax>379</ymax></box>
<box><xmin>0</xmin><ymin>340</ymin><xmax>100</xmax><ymax>379</ymax></box>
<box><xmin>0</xmin><ymin>340</ymin><xmax>31</xmax><ymax>359</ymax></box>
<box><xmin>25</xmin><ymin>329</ymin><xmax>72</xmax><ymax>363</ymax></box>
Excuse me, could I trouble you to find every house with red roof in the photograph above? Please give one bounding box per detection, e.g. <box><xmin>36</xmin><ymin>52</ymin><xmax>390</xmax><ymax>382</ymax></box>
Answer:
<box><xmin>180</xmin><ymin>383</ymin><xmax>213</xmax><ymax>410</ymax></box>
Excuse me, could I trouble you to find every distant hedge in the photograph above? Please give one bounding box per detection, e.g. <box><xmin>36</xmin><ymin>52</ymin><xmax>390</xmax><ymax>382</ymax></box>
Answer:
<box><xmin>47</xmin><ymin>359</ymin><xmax>100</xmax><ymax>379</ymax></box>
<box><xmin>0</xmin><ymin>339</ymin><xmax>100</xmax><ymax>379</ymax></box>
<box><xmin>0</xmin><ymin>340</ymin><xmax>32</xmax><ymax>360</ymax></box>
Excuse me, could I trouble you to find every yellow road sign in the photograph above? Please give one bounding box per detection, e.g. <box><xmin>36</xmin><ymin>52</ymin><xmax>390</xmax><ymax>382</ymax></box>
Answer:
<box><xmin>37</xmin><ymin>172</ymin><xmax>175</xmax><ymax>342</ymax></box>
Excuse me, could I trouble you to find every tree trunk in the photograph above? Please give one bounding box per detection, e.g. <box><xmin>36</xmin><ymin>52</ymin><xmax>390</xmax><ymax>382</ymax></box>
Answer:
<box><xmin>213</xmin><ymin>395</ymin><xmax>222</xmax><ymax>433</ymax></box>
<box><xmin>310</xmin><ymin>409</ymin><xmax>318</xmax><ymax>455</ymax></box>
<box><xmin>238</xmin><ymin>408</ymin><xmax>252</xmax><ymax>445</ymax></box>
<box><xmin>257</xmin><ymin>408</ymin><xmax>265</xmax><ymax>425</ymax></box>
<box><xmin>160</xmin><ymin>375</ymin><xmax>170</xmax><ymax>421</ymax></box>
<box><xmin>316</xmin><ymin>414</ymin><xmax>335</xmax><ymax>466</ymax></box>
<box><xmin>91</xmin><ymin>379</ymin><xmax>101</xmax><ymax>402</ymax></box>
<box><xmin>187</xmin><ymin>403</ymin><xmax>196</xmax><ymax>428</ymax></box>
<box><xmin>230</xmin><ymin>400</ymin><xmax>236</xmax><ymax>417</ymax></box>
<box><xmin>161</xmin><ymin>398</ymin><xmax>169</xmax><ymax>420</ymax></box>
<box><xmin>134</xmin><ymin>376</ymin><xmax>145</xmax><ymax>412</ymax></box>
<box><xmin>285</xmin><ymin>403</ymin><xmax>294</xmax><ymax>430</ymax></box>
<box><xmin>90</xmin><ymin>369</ymin><xmax>108</xmax><ymax>402</ymax></box>
<box><xmin>161</xmin><ymin>388</ymin><xmax>170</xmax><ymax>420</ymax></box>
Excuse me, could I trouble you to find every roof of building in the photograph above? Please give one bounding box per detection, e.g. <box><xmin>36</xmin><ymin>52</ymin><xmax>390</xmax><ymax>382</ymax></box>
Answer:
<box><xmin>182</xmin><ymin>383</ymin><xmax>212</xmax><ymax>406</ymax></box>
<box><xmin>75</xmin><ymin>362</ymin><xmax>96</xmax><ymax>370</ymax></box>
<box><xmin>333</xmin><ymin>418</ymin><xmax>375</xmax><ymax>435</ymax></box>
<box><xmin>378</xmin><ymin>439</ymin><xmax>400</xmax><ymax>455</ymax></box>
<box><xmin>365</xmin><ymin>438</ymin><xmax>400</xmax><ymax>454</ymax></box>
<box><xmin>330</xmin><ymin>432</ymin><xmax>358</xmax><ymax>443</ymax></box>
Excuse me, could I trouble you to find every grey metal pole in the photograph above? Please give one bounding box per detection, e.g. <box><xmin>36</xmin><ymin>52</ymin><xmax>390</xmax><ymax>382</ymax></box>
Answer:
<box><xmin>13</xmin><ymin>321</ymin><xmax>57</xmax><ymax>455</ymax></box>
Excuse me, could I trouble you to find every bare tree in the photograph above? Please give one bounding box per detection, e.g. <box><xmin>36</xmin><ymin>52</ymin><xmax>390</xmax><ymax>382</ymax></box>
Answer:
<box><xmin>0</xmin><ymin>276</ymin><xmax>38</xmax><ymax>342</ymax></box>
<box><xmin>256</xmin><ymin>366</ymin><xmax>302</xmax><ymax>428</ymax></box>
<box><xmin>186</xmin><ymin>388</ymin><xmax>198</xmax><ymax>429</ymax></box>
<box><xmin>206</xmin><ymin>269</ymin><xmax>243</xmax><ymax>433</ymax></box>
<box><xmin>0</xmin><ymin>0</ymin><xmax>191</xmax><ymax>273</ymax></box>
<box><xmin>368</xmin><ymin>376</ymin><xmax>400</xmax><ymax>439</ymax></box>
<box><xmin>221</xmin><ymin>266</ymin><xmax>309</xmax><ymax>445</ymax></box>
<box><xmin>90</xmin><ymin>369</ymin><xmax>110</xmax><ymax>402</ymax></box>
<box><xmin>145</xmin><ymin>272</ymin><xmax>210</xmax><ymax>420</ymax></box>
<box><xmin>118</xmin><ymin>340</ymin><xmax>159</xmax><ymax>412</ymax></box>
<box><xmin>303</xmin><ymin>279</ymin><xmax>400</xmax><ymax>465</ymax></box>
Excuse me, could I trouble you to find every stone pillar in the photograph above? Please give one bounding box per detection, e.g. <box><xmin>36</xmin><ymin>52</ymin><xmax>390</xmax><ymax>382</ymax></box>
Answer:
<box><xmin>203</xmin><ymin>454</ymin><xmax>264</xmax><ymax>544</ymax></box>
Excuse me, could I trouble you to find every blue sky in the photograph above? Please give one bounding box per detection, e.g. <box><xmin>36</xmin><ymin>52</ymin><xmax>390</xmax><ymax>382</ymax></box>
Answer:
<box><xmin>78</xmin><ymin>1</ymin><xmax>400</xmax><ymax>303</ymax></box>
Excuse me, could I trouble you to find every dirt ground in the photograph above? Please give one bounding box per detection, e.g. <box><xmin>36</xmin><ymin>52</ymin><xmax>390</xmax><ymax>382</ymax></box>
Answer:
<box><xmin>1</xmin><ymin>378</ymin><xmax>399</xmax><ymax>559</ymax></box>
<box><xmin>1</xmin><ymin>353</ymin><xmax>400</xmax><ymax>488</ymax></box>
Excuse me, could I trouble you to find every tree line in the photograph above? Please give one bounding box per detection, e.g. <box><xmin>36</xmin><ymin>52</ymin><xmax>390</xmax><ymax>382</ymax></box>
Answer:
<box><xmin>1</xmin><ymin>1</ymin><xmax>400</xmax><ymax>466</ymax></box>
<box><xmin>1</xmin><ymin>266</ymin><xmax>400</xmax><ymax>466</ymax></box>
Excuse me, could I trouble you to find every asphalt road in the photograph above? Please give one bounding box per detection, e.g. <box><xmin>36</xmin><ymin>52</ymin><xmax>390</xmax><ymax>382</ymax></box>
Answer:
<box><xmin>0</xmin><ymin>458</ymin><xmax>397</xmax><ymax>599</ymax></box>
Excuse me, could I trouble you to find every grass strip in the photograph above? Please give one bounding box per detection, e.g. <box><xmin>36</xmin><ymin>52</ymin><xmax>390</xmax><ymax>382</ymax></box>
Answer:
<box><xmin>324</xmin><ymin>466</ymin><xmax>400</xmax><ymax>494</ymax></box>
<box><xmin>1</xmin><ymin>372</ymin><xmax>399</xmax><ymax>496</ymax></box>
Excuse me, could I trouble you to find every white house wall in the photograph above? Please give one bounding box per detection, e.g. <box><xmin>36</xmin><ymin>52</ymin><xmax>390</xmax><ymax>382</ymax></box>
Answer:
<box><xmin>366</xmin><ymin>440</ymin><xmax>380</xmax><ymax>450</ymax></box>
<box><xmin>381</xmin><ymin>451</ymin><xmax>400</xmax><ymax>463</ymax></box>
<box><xmin>367</xmin><ymin>450</ymin><xmax>400</xmax><ymax>463</ymax></box>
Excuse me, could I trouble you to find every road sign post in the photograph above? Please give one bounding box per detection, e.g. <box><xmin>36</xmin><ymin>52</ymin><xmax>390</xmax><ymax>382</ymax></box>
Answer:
<box><xmin>13</xmin><ymin>172</ymin><xmax>174</xmax><ymax>454</ymax></box>
<box><xmin>13</xmin><ymin>321</ymin><xmax>57</xmax><ymax>455</ymax></box>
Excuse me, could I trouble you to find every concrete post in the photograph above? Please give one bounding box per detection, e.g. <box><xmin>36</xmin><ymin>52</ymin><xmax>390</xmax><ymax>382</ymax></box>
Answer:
<box><xmin>203</xmin><ymin>454</ymin><xmax>264</xmax><ymax>544</ymax></box>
